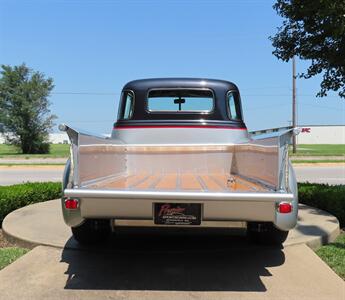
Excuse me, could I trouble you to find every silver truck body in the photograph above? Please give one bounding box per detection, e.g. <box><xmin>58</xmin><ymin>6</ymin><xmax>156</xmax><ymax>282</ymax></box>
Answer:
<box><xmin>61</xmin><ymin>124</ymin><xmax>298</xmax><ymax>231</ymax></box>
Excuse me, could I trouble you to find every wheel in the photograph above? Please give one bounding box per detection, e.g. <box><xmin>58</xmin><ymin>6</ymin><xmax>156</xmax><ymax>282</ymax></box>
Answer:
<box><xmin>247</xmin><ymin>222</ymin><xmax>289</xmax><ymax>245</ymax></box>
<box><xmin>71</xmin><ymin>219</ymin><xmax>111</xmax><ymax>244</ymax></box>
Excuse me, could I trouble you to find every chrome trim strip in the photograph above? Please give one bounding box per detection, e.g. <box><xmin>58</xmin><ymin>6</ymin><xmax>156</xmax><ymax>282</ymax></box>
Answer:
<box><xmin>64</xmin><ymin>188</ymin><xmax>294</xmax><ymax>202</ymax></box>
<box><xmin>196</xmin><ymin>175</ymin><xmax>208</xmax><ymax>191</ymax></box>
<box><xmin>149</xmin><ymin>175</ymin><xmax>163</xmax><ymax>189</ymax></box>
<box><xmin>234</xmin><ymin>173</ymin><xmax>274</xmax><ymax>191</ymax></box>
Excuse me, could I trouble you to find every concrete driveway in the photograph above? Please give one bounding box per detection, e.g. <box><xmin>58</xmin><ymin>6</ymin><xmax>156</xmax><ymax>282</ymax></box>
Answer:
<box><xmin>0</xmin><ymin>238</ymin><xmax>344</xmax><ymax>299</ymax></box>
<box><xmin>0</xmin><ymin>200</ymin><xmax>344</xmax><ymax>299</ymax></box>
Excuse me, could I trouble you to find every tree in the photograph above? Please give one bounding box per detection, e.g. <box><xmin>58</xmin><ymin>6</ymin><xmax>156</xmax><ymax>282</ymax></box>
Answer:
<box><xmin>270</xmin><ymin>0</ymin><xmax>345</xmax><ymax>98</ymax></box>
<box><xmin>0</xmin><ymin>64</ymin><xmax>56</xmax><ymax>153</ymax></box>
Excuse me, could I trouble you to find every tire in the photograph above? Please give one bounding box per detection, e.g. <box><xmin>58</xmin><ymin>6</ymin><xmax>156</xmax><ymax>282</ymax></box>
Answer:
<box><xmin>72</xmin><ymin>219</ymin><xmax>111</xmax><ymax>244</ymax></box>
<box><xmin>247</xmin><ymin>222</ymin><xmax>289</xmax><ymax>245</ymax></box>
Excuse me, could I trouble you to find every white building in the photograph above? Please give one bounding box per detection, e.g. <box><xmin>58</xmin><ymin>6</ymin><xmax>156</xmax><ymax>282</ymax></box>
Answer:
<box><xmin>0</xmin><ymin>133</ymin><xmax>69</xmax><ymax>144</ymax></box>
<box><xmin>48</xmin><ymin>133</ymin><xmax>69</xmax><ymax>144</ymax></box>
<box><xmin>297</xmin><ymin>125</ymin><xmax>345</xmax><ymax>144</ymax></box>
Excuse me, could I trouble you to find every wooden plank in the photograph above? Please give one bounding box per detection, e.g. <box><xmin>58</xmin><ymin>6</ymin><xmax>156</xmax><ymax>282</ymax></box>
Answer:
<box><xmin>199</xmin><ymin>175</ymin><xmax>224</xmax><ymax>191</ymax></box>
<box><xmin>104</xmin><ymin>173</ymin><xmax>147</xmax><ymax>189</ymax></box>
<box><xmin>135</xmin><ymin>174</ymin><xmax>160</xmax><ymax>189</ymax></box>
<box><xmin>209</xmin><ymin>174</ymin><xmax>228</xmax><ymax>190</ymax></box>
<box><xmin>91</xmin><ymin>172</ymin><xmax>268</xmax><ymax>192</ymax></box>
<box><xmin>180</xmin><ymin>174</ymin><xmax>203</xmax><ymax>190</ymax></box>
<box><xmin>210</xmin><ymin>174</ymin><xmax>252</xmax><ymax>192</ymax></box>
<box><xmin>155</xmin><ymin>173</ymin><xmax>177</xmax><ymax>190</ymax></box>
<box><xmin>88</xmin><ymin>174</ymin><xmax>133</xmax><ymax>189</ymax></box>
<box><xmin>213</xmin><ymin>174</ymin><xmax>268</xmax><ymax>192</ymax></box>
<box><xmin>236</xmin><ymin>176</ymin><xmax>267</xmax><ymax>191</ymax></box>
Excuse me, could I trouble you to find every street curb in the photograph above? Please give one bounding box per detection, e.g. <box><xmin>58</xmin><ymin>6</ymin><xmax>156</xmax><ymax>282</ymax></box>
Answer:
<box><xmin>283</xmin><ymin>205</ymin><xmax>340</xmax><ymax>250</ymax></box>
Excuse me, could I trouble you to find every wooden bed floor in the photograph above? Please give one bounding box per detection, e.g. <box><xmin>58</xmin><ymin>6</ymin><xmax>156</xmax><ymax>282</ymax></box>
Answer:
<box><xmin>89</xmin><ymin>173</ymin><xmax>269</xmax><ymax>192</ymax></box>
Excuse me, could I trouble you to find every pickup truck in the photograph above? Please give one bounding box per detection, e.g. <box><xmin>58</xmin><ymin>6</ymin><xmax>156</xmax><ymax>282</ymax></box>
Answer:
<box><xmin>60</xmin><ymin>78</ymin><xmax>298</xmax><ymax>245</ymax></box>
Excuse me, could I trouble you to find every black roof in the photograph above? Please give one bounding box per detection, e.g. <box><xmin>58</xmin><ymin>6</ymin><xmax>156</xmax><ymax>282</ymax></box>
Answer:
<box><xmin>115</xmin><ymin>78</ymin><xmax>245</xmax><ymax>128</ymax></box>
<box><xmin>123</xmin><ymin>78</ymin><xmax>239</xmax><ymax>92</ymax></box>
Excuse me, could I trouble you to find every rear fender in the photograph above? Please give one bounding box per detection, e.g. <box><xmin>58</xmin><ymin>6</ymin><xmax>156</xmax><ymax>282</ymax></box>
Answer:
<box><xmin>61</xmin><ymin>158</ymin><xmax>85</xmax><ymax>227</ymax></box>
<box><xmin>274</xmin><ymin>161</ymin><xmax>298</xmax><ymax>231</ymax></box>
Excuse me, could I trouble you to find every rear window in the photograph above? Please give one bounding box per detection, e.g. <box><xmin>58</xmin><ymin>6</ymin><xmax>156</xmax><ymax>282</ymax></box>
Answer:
<box><xmin>147</xmin><ymin>89</ymin><xmax>214</xmax><ymax>113</ymax></box>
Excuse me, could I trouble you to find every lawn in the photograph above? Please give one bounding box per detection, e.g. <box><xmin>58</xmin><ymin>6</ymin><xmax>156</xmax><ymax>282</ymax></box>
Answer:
<box><xmin>290</xmin><ymin>144</ymin><xmax>345</xmax><ymax>156</ymax></box>
<box><xmin>292</xmin><ymin>159</ymin><xmax>345</xmax><ymax>164</ymax></box>
<box><xmin>316</xmin><ymin>232</ymin><xmax>345</xmax><ymax>280</ymax></box>
<box><xmin>0</xmin><ymin>247</ymin><xmax>29</xmax><ymax>270</ymax></box>
<box><xmin>0</xmin><ymin>144</ymin><xmax>69</xmax><ymax>158</ymax></box>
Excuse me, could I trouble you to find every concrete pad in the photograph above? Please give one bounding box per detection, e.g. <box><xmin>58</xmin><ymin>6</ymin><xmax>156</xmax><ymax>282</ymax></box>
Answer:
<box><xmin>2</xmin><ymin>200</ymin><xmax>340</xmax><ymax>250</ymax></box>
<box><xmin>0</xmin><ymin>244</ymin><xmax>343</xmax><ymax>300</ymax></box>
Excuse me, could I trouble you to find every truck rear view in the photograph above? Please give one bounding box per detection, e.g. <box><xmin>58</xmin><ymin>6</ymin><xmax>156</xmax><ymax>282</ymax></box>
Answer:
<box><xmin>60</xmin><ymin>78</ymin><xmax>298</xmax><ymax>245</ymax></box>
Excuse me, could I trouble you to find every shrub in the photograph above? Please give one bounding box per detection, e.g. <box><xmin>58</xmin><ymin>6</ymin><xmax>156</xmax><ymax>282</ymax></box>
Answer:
<box><xmin>32</xmin><ymin>142</ymin><xmax>50</xmax><ymax>154</ymax></box>
<box><xmin>298</xmin><ymin>183</ymin><xmax>345</xmax><ymax>227</ymax></box>
<box><xmin>0</xmin><ymin>182</ymin><xmax>61</xmax><ymax>226</ymax></box>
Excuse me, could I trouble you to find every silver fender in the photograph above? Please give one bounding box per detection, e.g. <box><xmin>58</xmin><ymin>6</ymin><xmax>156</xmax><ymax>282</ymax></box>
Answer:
<box><xmin>274</xmin><ymin>161</ymin><xmax>298</xmax><ymax>231</ymax></box>
<box><xmin>61</xmin><ymin>158</ymin><xmax>85</xmax><ymax>227</ymax></box>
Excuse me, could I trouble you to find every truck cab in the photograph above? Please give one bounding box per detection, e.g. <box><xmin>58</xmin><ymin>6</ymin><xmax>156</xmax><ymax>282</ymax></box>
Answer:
<box><xmin>60</xmin><ymin>78</ymin><xmax>298</xmax><ymax>245</ymax></box>
<box><xmin>112</xmin><ymin>78</ymin><xmax>248</xmax><ymax>144</ymax></box>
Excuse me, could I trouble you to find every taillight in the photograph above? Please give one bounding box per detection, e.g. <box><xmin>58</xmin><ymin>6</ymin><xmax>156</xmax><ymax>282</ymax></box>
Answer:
<box><xmin>278</xmin><ymin>202</ymin><xmax>292</xmax><ymax>214</ymax></box>
<box><xmin>65</xmin><ymin>198</ymin><xmax>79</xmax><ymax>210</ymax></box>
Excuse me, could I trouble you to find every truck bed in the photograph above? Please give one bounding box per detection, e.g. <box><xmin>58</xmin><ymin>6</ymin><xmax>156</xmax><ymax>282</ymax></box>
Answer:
<box><xmin>61</xmin><ymin>126</ymin><xmax>297</xmax><ymax>230</ymax></box>
<box><xmin>87</xmin><ymin>172</ymin><xmax>270</xmax><ymax>192</ymax></box>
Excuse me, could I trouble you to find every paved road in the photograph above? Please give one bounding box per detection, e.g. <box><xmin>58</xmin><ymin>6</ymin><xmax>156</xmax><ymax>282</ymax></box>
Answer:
<box><xmin>0</xmin><ymin>166</ymin><xmax>64</xmax><ymax>185</ymax></box>
<box><xmin>0</xmin><ymin>158</ymin><xmax>67</xmax><ymax>164</ymax></box>
<box><xmin>294</xmin><ymin>165</ymin><xmax>345</xmax><ymax>185</ymax></box>
<box><xmin>0</xmin><ymin>165</ymin><xmax>344</xmax><ymax>185</ymax></box>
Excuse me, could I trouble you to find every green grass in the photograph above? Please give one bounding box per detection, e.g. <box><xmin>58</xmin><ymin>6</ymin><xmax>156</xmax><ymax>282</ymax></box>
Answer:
<box><xmin>316</xmin><ymin>232</ymin><xmax>345</xmax><ymax>280</ymax></box>
<box><xmin>0</xmin><ymin>144</ymin><xmax>69</xmax><ymax>158</ymax></box>
<box><xmin>292</xmin><ymin>159</ymin><xmax>345</xmax><ymax>164</ymax></box>
<box><xmin>0</xmin><ymin>247</ymin><xmax>29</xmax><ymax>270</ymax></box>
<box><xmin>290</xmin><ymin>144</ymin><xmax>345</xmax><ymax>156</ymax></box>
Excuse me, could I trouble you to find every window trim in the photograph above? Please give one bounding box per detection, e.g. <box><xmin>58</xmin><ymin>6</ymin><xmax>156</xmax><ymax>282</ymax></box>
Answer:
<box><xmin>145</xmin><ymin>88</ymin><xmax>215</xmax><ymax>114</ymax></box>
<box><xmin>226</xmin><ymin>90</ymin><xmax>243</xmax><ymax>121</ymax></box>
<box><xmin>118</xmin><ymin>89</ymin><xmax>135</xmax><ymax>120</ymax></box>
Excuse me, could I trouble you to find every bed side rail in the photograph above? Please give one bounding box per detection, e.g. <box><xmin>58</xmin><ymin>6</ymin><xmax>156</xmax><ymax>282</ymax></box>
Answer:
<box><xmin>59</xmin><ymin>124</ymin><xmax>125</xmax><ymax>188</ymax></box>
<box><xmin>232</xmin><ymin>127</ymin><xmax>299</xmax><ymax>191</ymax></box>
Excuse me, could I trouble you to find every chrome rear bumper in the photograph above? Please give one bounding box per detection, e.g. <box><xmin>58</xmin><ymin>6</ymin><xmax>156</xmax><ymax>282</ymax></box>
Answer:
<box><xmin>62</xmin><ymin>189</ymin><xmax>297</xmax><ymax>231</ymax></box>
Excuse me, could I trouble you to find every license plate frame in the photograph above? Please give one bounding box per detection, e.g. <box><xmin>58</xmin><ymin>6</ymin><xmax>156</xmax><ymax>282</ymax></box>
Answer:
<box><xmin>154</xmin><ymin>203</ymin><xmax>202</xmax><ymax>225</ymax></box>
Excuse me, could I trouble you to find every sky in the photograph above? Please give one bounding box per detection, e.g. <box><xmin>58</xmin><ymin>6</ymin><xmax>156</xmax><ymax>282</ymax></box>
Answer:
<box><xmin>0</xmin><ymin>0</ymin><xmax>344</xmax><ymax>134</ymax></box>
